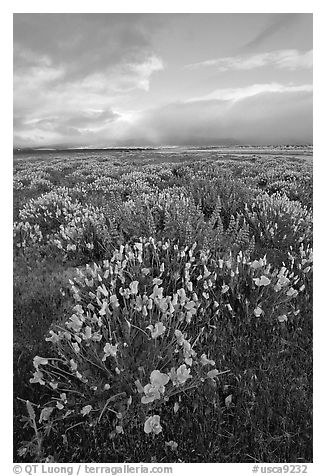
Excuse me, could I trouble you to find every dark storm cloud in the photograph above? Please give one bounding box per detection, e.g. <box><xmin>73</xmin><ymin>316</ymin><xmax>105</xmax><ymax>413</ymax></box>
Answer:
<box><xmin>13</xmin><ymin>14</ymin><xmax>160</xmax><ymax>82</ymax></box>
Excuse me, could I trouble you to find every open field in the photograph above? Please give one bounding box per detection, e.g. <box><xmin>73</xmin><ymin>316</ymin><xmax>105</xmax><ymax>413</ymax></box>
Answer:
<box><xmin>13</xmin><ymin>146</ymin><xmax>313</xmax><ymax>463</ymax></box>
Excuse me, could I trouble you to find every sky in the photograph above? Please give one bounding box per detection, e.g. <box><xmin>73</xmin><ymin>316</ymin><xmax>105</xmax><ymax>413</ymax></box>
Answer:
<box><xmin>13</xmin><ymin>13</ymin><xmax>313</xmax><ymax>148</ymax></box>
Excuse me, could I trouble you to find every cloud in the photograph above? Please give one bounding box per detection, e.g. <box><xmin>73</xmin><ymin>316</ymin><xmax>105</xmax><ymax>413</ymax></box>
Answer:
<box><xmin>13</xmin><ymin>14</ymin><xmax>162</xmax><ymax>81</ymax></box>
<box><xmin>243</xmin><ymin>14</ymin><xmax>299</xmax><ymax>50</ymax></box>
<box><xmin>186</xmin><ymin>49</ymin><xmax>312</xmax><ymax>72</ymax></box>
<box><xmin>126</xmin><ymin>56</ymin><xmax>164</xmax><ymax>91</ymax></box>
<box><xmin>112</xmin><ymin>83</ymin><xmax>312</xmax><ymax>146</ymax></box>
<box><xmin>14</xmin><ymin>106</ymin><xmax>126</xmax><ymax>148</ymax></box>
<box><xmin>185</xmin><ymin>83</ymin><xmax>313</xmax><ymax>103</ymax></box>
<box><xmin>13</xmin><ymin>14</ymin><xmax>164</xmax><ymax>147</ymax></box>
<box><xmin>13</xmin><ymin>14</ymin><xmax>312</xmax><ymax>148</ymax></box>
<box><xmin>13</xmin><ymin>53</ymin><xmax>163</xmax><ymax>147</ymax></box>
<box><xmin>14</xmin><ymin>82</ymin><xmax>312</xmax><ymax>147</ymax></box>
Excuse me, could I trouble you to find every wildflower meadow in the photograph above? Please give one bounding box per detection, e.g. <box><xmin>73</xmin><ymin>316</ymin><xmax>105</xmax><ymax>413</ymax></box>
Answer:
<box><xmin>13</xmin><ymin>148</ymin><xmax>313</xmax><ymax>463</ymax></box>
